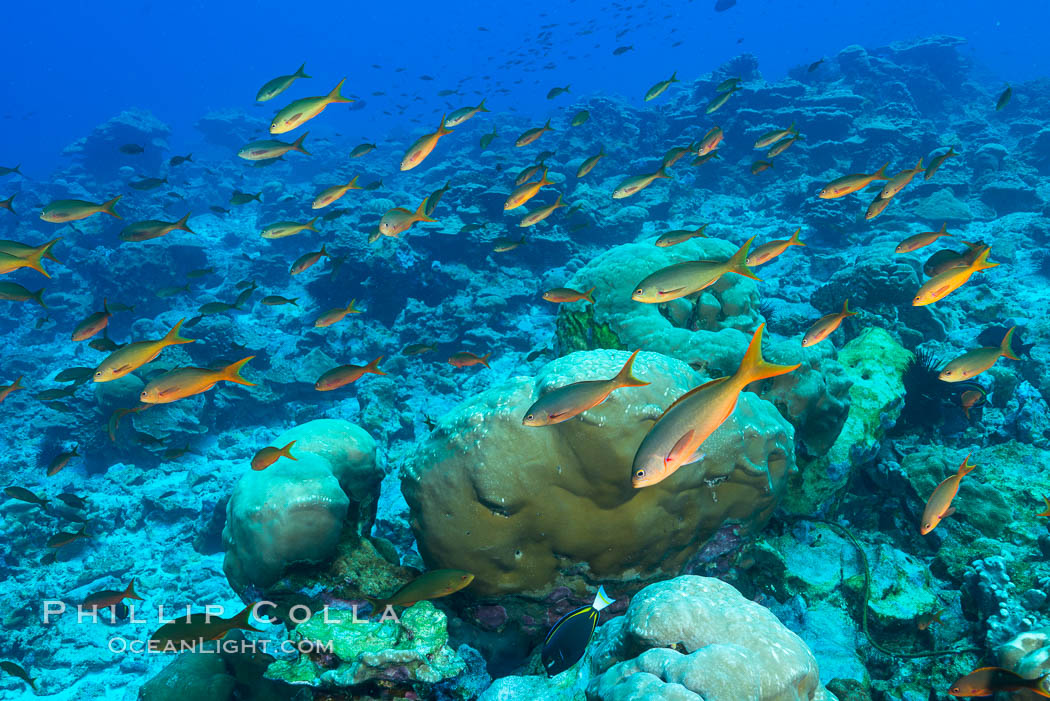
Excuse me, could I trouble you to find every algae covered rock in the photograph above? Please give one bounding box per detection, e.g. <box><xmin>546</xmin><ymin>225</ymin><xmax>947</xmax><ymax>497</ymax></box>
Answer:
<box><xmin>264</xmin><ymin>601</ymin><xmax>465</xmax><ymax>688</ymax></box>
<box><xmin>223</xmin><ymin>419</ymin><xmax>381</xmax><ymax>596</ymax></box>
<box><xmin>402</xmin><ymin>348</ymin><xmax>794</xmax><ymax>609</ymax></box>
<box><xmin>139</xmin><ymin>650</ymin><xmax>235</xmax><ymax>701</ymax></box>
<box><xmin>586</xmin><ymin>575</ymin><xmax>836</xmax><ymax>701</ymax></box>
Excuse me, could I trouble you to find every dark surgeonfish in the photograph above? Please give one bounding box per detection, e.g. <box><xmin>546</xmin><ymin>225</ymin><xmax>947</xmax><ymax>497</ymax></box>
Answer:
<box><xmin>542</xmin><ymin>586</ymin><xmax>614</xmax><ymax>676</ymax></box>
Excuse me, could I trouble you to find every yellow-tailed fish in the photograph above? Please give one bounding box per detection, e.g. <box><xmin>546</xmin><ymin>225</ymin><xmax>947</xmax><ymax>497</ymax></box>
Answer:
<box><xmin>632</xmin><ymin>324</ymin><xmax>800</xmax><ymax>487</ymax></box>
<box><xmin>750</xmin><ymin>160</ymin><xmax>773</xmax><ymax>174</ymax></box>
<box><xmin>290</xmin><ymin>244</ymin><xmax>328</xmax><ymax>276</ymax></box>
<box><xmin>896</xmin><ymin>223</ymin><xmax>950</xmax><ymax>253</ymax></box>
<box><xmin>256</xmin><ymin>63</ymin><xmax>310</xmax><ymax>102</ymax></box>
<box><xmin>655</xmin><ymin>224</ymin><xmax>707</xmax><ymax>248</ymax></box>
<box><xmin>365</xmin><ymin>570</ymin><xmax>474</xmax><ymax>610</ymax></box>
<box><xmin>314</xmin><ymin>356</ymin><xmax>386</xmax><ymax>391</ymax></box>
<box><xmin>632</xmin><ymin>236</ymin><xmax>758</xmax><ymax>303</ymax></box>
<box><xmin>140</xmin><ymin>357</ymin><xmax>255</xmax><ymax>404</ymax></box>
<box><xmin>72</xmin><ymin>299</ymin><xmax>111</xmax><ymax>342</ymax></box>
<box><xmin>818</xmin><ymin>162</ymin><xmax>889</xmax><ymax>198</ymax></box>
<box><xmin>519</xmin><ymin>194</ymin><xmax>566</xmax><ymax>227</ymax></box>
<box><xmin>251</xmin><ymin>440</ymin><xmax>297</xmax><ymax>471</ymax></box>
<box><xmin>801</xmin><ymin>300</ymin><xmax>857</xmax><ymax>347</ymax></box>
<box><xmin>939</xmin><ymin>327</ymin><xmax>1019</xmax><ymax>382</ymax></box>
<box><xmin>523</xmin><ymin>350</ymin><xmax>648</xmax><ymax>426</ymax></box>
<box><xmin>542</xmin><ymin>287</ymin><xmax>595</xmax><ymax>304</ymax></box>
<box><xmin>767</xmin><ymin>133</ymin><xmax>802</xmax><ymax>158</ymax></box>
<box><xmin>41</xmin><ymin>197</ymin><xmax>121</xmax><ymax>223</ymax></box>
<box><xmin>93</xmin><ymin>319</ymin><xmax>194</xmax><ymax>382</ymax></box>
<box><xmin>644</xmin><ymin>72</ymin><xmax>678</xmax><ymax>101</ymax></box>
<box><xmin>261</xmin><ymin>217</ymin><xmax>318</xmax><ymax>239</ymax></box>
<box><xmin>576</xmin><ymin>148</ymin><xmax>606</xmax><ymax>178</ymax></box>
<box><xmin>912</xmin><ymin>246</ymin><xmax>997</xmax><ymax>306</ymax></box>
<box><xmin>401</xmin><ymin>115</ymin><xmax>454</xmax><ymax>171</ymax></box>
<box><xmin>0</xmin><ymin>282</ymin><xmax>46</xmax><ymax>306</ymax></box>
<box><xmin>920</xmin><ymin>454</ymin><xmax>975</xmax><ymax>534</ymax></box>
<box><xmin>692</xmin><ymin>151</ymin><xmax>720</xmax><ymax>167</ymax></box>
<box><xmin>312</xmin><ymin>176</ymin><xmax>361</xmax><ymax>209</ymax></box>
<box><xmin>716</xmin><ymin>77</ymin><xmax>741</xmax><ymax>92</ymax></box>
<box><xmin>237</xmin><ymin>133</ymin><xmax>309</xmax><ymax>160</ymax></box>
<box><xmin>746</xmin><ymin>228</ymin><xmax>804</xmax><ymax>266</ymax></box>
<box><xmin>0</xmin><ymin>376</ymin><xmax>24</xmax><ymax>403</ymax></box>
<box><xmin>150</xmin><ymin>604</ymin><xmax>262</xmax><ymax>650</ymax></box>
<box><xmin>705</xmin><ymin>87</ymin><xmax>739</xmax><ymax>114</ymax></box>
<box><xmin>662</xmin><ymin>143</ymin><xmax>697</xmax><ymax>169</ymax></box>
<box><xmin>924</xmin><ymin>148</ymin><xmax>958</xmax><ymax>181</ymax></box>
<box><xmin>0</xmin><ymin>238</ymin><xmax>60</xmax><ymax>277</ymax></box>
<box><xmin>504</xmin><ymin>168</ymin><xmax>553</xmax><ymax>210</ymax></box>
<box><xmin>865</xmin><ymin>193</ymin><xmax>893</xmax><ymax>220</ymax></box>
<box><xmin>753</xmin><ymin>122</ymin><xmax>797</xmax><ymax>149</ymax></box>
<box><xmin>379</xmin><ymin>198</ymin><xmax>435</xmax><ymax>237</ymax></box>
<box><xmin>996</xmin><ymin>85</ymin><xmax>1012</xmax><ymax>111</ymax></box>
<box><xmin>270</xmin><ymin>78</ymin><xmax>352</xmax><ymax>134</ymax></box>
<box><xmin>515</xmin><ymin>119</ymin><xmax>553</xmax><ymax>147</ymax></box>
<box><xmin>445</xmin><ymin>99</ymin><xmax>489</xmax><ymax>127</ymax></box>
<box><xmin>314</xmin><ymin>299</ymin><xmax>361</xmax><ymax>328</ymax></box>
<box><xmin>697</xmin><ymin>126</ymin><xmax>723</xmax><ymax>156</ymax></box>
<box><xmin>878</xmin><ymin>158</ymin><xmax>924</xmax><ymax>199</ymax></box>
<box><xmin>120</xmin><ymin>214</ymin><xmax>194</xmax><ymax>242</ymax></box>
<box><xmin>612</xmin><ymin>165</ymin><xmax>670</xmax><ymax>199</ymax></box>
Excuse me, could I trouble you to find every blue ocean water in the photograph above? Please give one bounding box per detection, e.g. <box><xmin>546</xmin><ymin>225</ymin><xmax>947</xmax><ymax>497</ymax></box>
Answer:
<box><xmin>1</xmin><ymin>0</ymin><xmax>1049</xmax><ymax>699</ymax></box>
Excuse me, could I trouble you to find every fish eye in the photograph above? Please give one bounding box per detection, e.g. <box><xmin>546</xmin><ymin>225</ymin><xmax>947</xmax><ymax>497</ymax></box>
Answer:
<box><xmin>525</xmin><ymin>414</ymin><xmax>534</xmax><ymax>421</ymax></box>
<box><xmin>634</xmin><ymin>289</ymin><xmax>643</xmax><ymax>295</ymax></box>
<box><xmin>635</xmin><ymin>469</ymin><xmax>645</xmax><ymax>477</ymax></box>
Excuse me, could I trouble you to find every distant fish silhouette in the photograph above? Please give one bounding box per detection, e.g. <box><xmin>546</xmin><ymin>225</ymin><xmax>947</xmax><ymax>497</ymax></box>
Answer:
<box><xmin>715</xmin><ymin>0</ymin><xmax>736</xmax><ymax>11</ymax></box>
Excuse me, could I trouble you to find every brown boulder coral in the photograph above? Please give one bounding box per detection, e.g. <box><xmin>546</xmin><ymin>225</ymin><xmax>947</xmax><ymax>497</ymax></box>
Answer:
<box><xmin>401</xmin><ymin>349</ymin><xmax>794</xmax><ymax>602</ymax></box>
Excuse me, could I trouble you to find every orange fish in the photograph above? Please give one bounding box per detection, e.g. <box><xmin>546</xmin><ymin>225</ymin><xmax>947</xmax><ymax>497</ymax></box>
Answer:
<box><xmin>290</xmin><ymin>244</ymin><xmax>328</xmax><ymax>276</ymax></box>
<box><xmin>912</xmin><ymin>246</ymin><xmax>997</xmax><ymax>306</ymax></box>
<box><xmin>314</xmin><ymin>300</ymin><xmax>361</xmax><ymax>328</ymax></box>
<box><xmin>817</xmin><ymin>162</ymin><xmax>889</xmax><ymax>199</ymax></box>
<box><xmin>140</xmin><ymin>357</ymin><xmax>255</xmax><ymax>404</ymax></box>
<box><xmin>84</xmin><ymin>580</ymin><xmax>144</xmax><ymax>612</ymax></box>
<box><xmin>379</xmin><ymin>198</ymin><xmax>435</xmax><ymax>237</ymax></box>
<box><xmin>312</xmin><ymin>176</ymin><xmax>361</xmax><ymax>209</ymax></box>
<box><xmin>523</xmin><ymin>350</ymin><xmax>648</xmax><ymax>426</ymax></box>
<box><xmin>47</xmin><ymin>525</ymin><xmax>90</xmax><ymax>549</ymax></box>
<box><xmin>72</xmin><ymin>300</ymin><xmax>111</xmax><ymax>342</ymax></box>
<box><xmin>896</xmin><ymin>223</ymin><xmax>950</xmax><ymax>254</ymax></box>
<box><xmin>655</xmin><ymin>225</ymin><xmax>708</xmax><ymax>248</ymax></box>
<box><xmin>314</xmin><ymin>356</ymin><xmax>386</xmax><ymax>391</ymax></box>
<box><xmin>515</xmin><ymin>118</ymin><xmax>553</xmax><ymax>147</ymax></box>
<box><xmin>916</xmin><ymin>609</ymin><xmax>944</xmax><ymax>631</ymax></box>
<box><xmin>41</xmin><ymin>197</ymin><xmax>122</xmax><ymax>223</ymax></box>
<box><xmin>632</xmin><ymin>324</ymin><xmax>800</xmax><ymax>487</ymax></box>
<box><xmin>960</xmin><ymin>388</ymin><xmax>986</xmax><ymax>420</ymax></box>
<box><xmin>120</xmin><ymin>213</ymin><xmax>195</xmax><ymax>242</ymax></box>
<box><xmin>0</xmin><ymin>237</ymin><xmax>61</xmax><ymax>277</ymax></box>
<box><xmin>93</xmin><ymin>319</ymin><xmax>195</xmax><ymax>383</ymax></box>
<box><xmin>750</xmin><ymin>160</ymin><xmax>773</xmax><ymax>174</ymax></box>
<box><xmin>576</xmin><ymin>148</ymin><xmax>607</xmax><ymax>178</ymax></box>
<box><xmin>1037</xmin><ymin>497</ymin><xmax>1050</xmax><ymax>518</ymax></box>
<box><xmin>940</xmin><ymin>327</ymin><xmax>1018</xmax><ymax>382</ymax></box>
<box><xmin>696</xmin><ymin>126</ymin><xmax>723</xmax><ymax>156</ymax></box>
<box><xmin>251</xmin><ymin>440</ymin><xmax>297</xmax><ymax>471</ymax></box>
<box><xmin>151</xmin><ymin>604</ymin><xmax>262</xmax><ymax>651</ymax></box>
<box><xmin>767</xmin><ymin>134</ymin><xmax>802</xmax><ymax>158</ymax></box>
<box><xmin>864</xmin><ymin>193</ymin><xmax>893</xmax><ymax>220</ymax></box>
<box><xmin>753</xmin><ymin>122</ymin><xmax>797</xmax><ymax>149</ymax></box>
<box><xmin>504</xmin><ymin>168</ymin><xmax>553</xmax><ymax>210</ymax></box>
<box><xmin>802</xmin><ymin>300</ymin><xmax>857</xmax><ymax>347</ymax></box>
<box><xmin>925</xmin><ymin>147</ymin><xmax>958</xmax><ymax>181</ymax></box>
<box><xmin>920</xmin><ymin>454</ymin><xmax>975</xmax><ymax>535</ymax></box>
<box><xmin>237</xmin><ymin>133</ymin><xmax>309</xmax><ymax>160</ymax></box>
<box><xmin>449</xmin><ymin>351</ymin><xmax>490</xmax><ymax>369</ymax></box>
<box><xmin>879</xmin><ymin>157</ymin><xmax>924</xmax><ymax>199</ymax></box>
<box><xmin>46</xmin><ymin>445</ymin><xmax>79</xmax><ymax>476</ymax></box>
<box><xmin>746</xmin><ymin>228</ymin><xmax>804</xmax><ymax>267</ymax></box>
<box><xmin>0</xmin><ymin>375</ymin><xmax>24</xmax><ymax>403</ymax></box>
<box><xmin>612</xmin><ymin>166</ymin><xmax>670</xmax><ymax>198</ymax></box>
<box><xmin>949</xmin><ymin>667</ymin><xmax>1050</xmax><ymax>698</ymax></box>
<box><xmin>543</xmin><ymin>287</ymin><xmax>595</xmax><ymax>304</ymax></box>
<box><xmin>401</xmin><ymin>115</ymin><xmax>454</xmax><ymax>171</ymax></box>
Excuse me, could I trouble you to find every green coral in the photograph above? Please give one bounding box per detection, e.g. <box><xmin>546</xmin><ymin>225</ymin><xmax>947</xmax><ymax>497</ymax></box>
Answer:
<box><xmin>555</xmin><ymin>305</ymin><xmax>625</xmax><ymax>355</ymax></box>
<box><xmin>264</xmin><ymin>601</ymin><xmax>465</xmax><ymax>688</ymax></box>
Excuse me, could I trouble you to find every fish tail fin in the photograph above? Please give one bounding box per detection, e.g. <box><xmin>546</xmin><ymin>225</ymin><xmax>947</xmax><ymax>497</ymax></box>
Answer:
<box><xmin>539</xmin><ymin>167</ymin><xmax>552</xmax><ymax>187</ymax></box>
<box><xmin>727</xmin><ymin>236</ymin><xmax>761</xmax><ymax>281</ymax></box>
<box><xmin>290</xmin><ymin>298</ymin><xmax>299</xmax><ymax>306</ymax></box>
<box><xmin>307</xmin><ymin>216</ymin><xmax>319</xmax><ymax>232</ymax></box>
<box><xmin>841</xmin><ymin>299</ymin><xmax>858</xmax><ymax>316</ymax></box>
<box><xmin>102</xmin><ymin>196</ymin><xmax>123</xmax><ymax>219</ymax></box>
<box><xmin>478</xmin><ymin>98</ymin><xmax>489</xmax><ymax>112</ymax></box>
<box><xmin>1000</xmin><ymin>326</ymin><xmax>1020</xmax><ymax>361</ymax></box>
<box><xmin>480</xmin><ymin>352</ymin><xmax>492</xmax><ymax>369</ymax></box>
<box><xmin>252</xmin><ymin>192</ymin><xmax>262</xmax><ymax>202</ymax></box>
<box><xmin>125</xmin><ymin>578</ymin><xmax>144</xmax><ymax>601</ymax></box>
<box><xmin>32</xmin><ymin>288</ymin><xmax>47</xmax><ymax>308</ymax></box>
<box><xmin>346</xmin><ymin>299</ymin><xmax>360</xmax><ymax>313</ymax></box>
<box><xmin>543</xmin><ymin>117</ymin><xmax>552</xmax><ymax>129</ymax></box>
<box><xmin>582</xmin><ymin>286</ymin><xmax>596</xmax><ymax>304</ymax></box>
<box><xmin>874</xmin><ymin>161</ymin><xmax>890</xmax><ymax>180</ymax></box>
<box><xmin>12</xmin><ymin>375</ymin><xmax>23</xmax><ymax>391</ymax></box>
<box><xmin>231</xmin><ymin>604</ymin><xmax>264</xmax><ymax>632</ymax></box>
<box><xmin>948</xmin><ymin>147</ymin><xmax>958</xmax><ymax>156</ymax></box>
<box><xmin>295</xmin><ymin>63</ymin><xmax>310</xmax><ymax>78</ymax></box>
<box><xmin>554</xmin><ymin>193</ymin><xmax>565</xmax><ymax>208</ymax></box>
<box><xmin>319</xmin><ymin>243</ymin><xmax>328</xmax><ymax>257</ymax></box>
<box><xmin>789</xmin><ymin>228</ymin><xmax>805</xmax><ymax>246</ymax></box>
<box><xmin>416</xmin><ymin>197</ymin><xmax>437</xmax><ymax>222</ymax></box>
<box><xmin>437</xmin><ymin>114</ymin><xmax>453</xmax><ymax>135</ymax></box>
<box><xmin>655</xmin><ymin>165</ymin><xmax>671</xmax><ymax>179</ymax></box>
<box><xmin>734</xmin><ymin>323</ymin><xmax>801</xmax><ymax>385</ymax></box>
<box><xmin>347</xmin><ymin>175</ymin><xmax>360</xmax><ymax>188</ymax></box>
<box><xmin>364</xmin><ymin>595</ymin><xmax>386</xmax><ymax>611</ymax></box>
<box><xmin>972</xmin><ymin>246</ymin><xmax>998</xmax><ymax>271</ymax></box>
<box><xmin>292</xmin><ymin>132</ymin><xmax>311</xmax><ymax>155</ymax></box>
<box><xmin>938</xmin><ymin>222</ymin><xmax>948</xmax><ymax>235</ymax></box>
<box><xmin>21</xmin><ymin>244</ymin><xmax>51</xmax><ymax>278</ymax></box>
<box><xmin>221</xmin><ymin>356</ymin><xmax>256</xmax><ymax>386</ymax></box>
<box><xmin>958</xmin><ymin>454</ymin><xmax>977</xmax><ymax>478</ymax></box>
<box><xmin>175</xmin><ymin>213</ymin><xmax>195</xmax><ymax>234</ymax></box>
<box><xmin>366</xmin><ymin>355</ymin><xmax>386</xmax><ymax>375</ymax></box>
<box><xmin>39</xmin><ymin>236</ymin><xmax>62</xmax><ymax>263</ymax></box>
<box><xmin>915</xmin><ymin>156</ymin><xmax>924</xmax><ymax>170</ymax></box>
<box><xmin>103</xmin><ymin>298</ymin><xmax>110</xmax><ymax>315</ymax></box>
<box><xmin>614</xmin><ymin>349</ymin><xmax>650</xmax><ymax>388</ymax></box>
<box><xmin>327</xmin><ymin>78</ymin><xmax>352</xmax><ymax>104</ymax></box>
<box><xmin>163</xmin><ymin>318</ymin><xmax>195</xmax><ymax>346</ymax></box>
<box><xmin>788</xmin><ymin>120</ymin><xmax>797</xmax><ymax>134</ymax></box>
<box><xmin>280</xmin><ymin>440</ymin><xmax>298</xmax><ymax>461</ymax></box>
